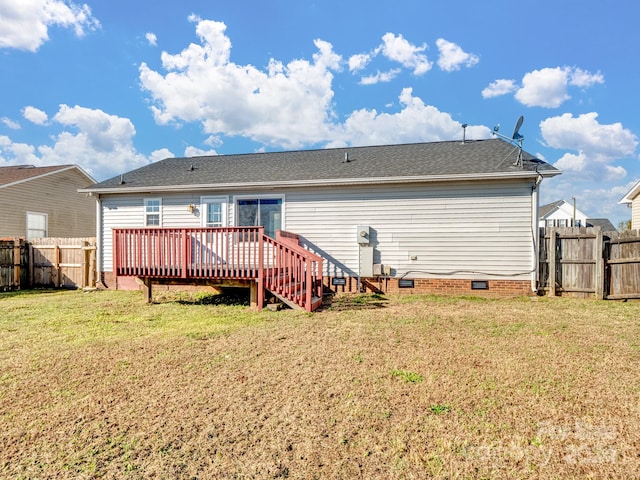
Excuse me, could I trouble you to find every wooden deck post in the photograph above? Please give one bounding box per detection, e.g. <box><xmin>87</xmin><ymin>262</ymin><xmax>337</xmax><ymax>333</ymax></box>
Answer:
<box><xmin>142</xmin><ymin>278</ymin><xmax>153</xmax><ymax>303</ymax></box>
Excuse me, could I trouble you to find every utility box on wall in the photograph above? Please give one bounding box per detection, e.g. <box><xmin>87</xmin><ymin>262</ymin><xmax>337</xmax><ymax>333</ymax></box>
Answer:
<box><xmin>357</xmin><ymin>225</ymin><xmax>370</xmax><ymax>245</ymax></box>
<box><xmin>359</xmin><ymin>246</ymin><xmax>374</xmax><ymax>277</ymax></box>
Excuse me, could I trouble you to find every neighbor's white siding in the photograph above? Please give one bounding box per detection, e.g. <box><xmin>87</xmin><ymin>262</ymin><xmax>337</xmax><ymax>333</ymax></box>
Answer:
<box><xmin>99</xmin><ymin>180</ymin><xmax>536</xmax><ymax>280</ymax></box>
<box><xmin>633</xmin><ymin>197</ymin><xmax>640</xmax><ymax>230</ymax></box>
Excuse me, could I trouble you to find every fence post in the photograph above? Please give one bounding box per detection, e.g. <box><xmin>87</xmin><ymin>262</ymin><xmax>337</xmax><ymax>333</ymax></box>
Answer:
<box><xmin>595</xmin><ymin>229</ymin><xmax>604</xmax><ymax>300</ymax></box>
<box><xmin>13</xmin><ymin>239</ymin><xmax>21</xmax><ymax>290</ymax></box>
<box><xmin>549</xmin><ymin>229</ymin><xmax>557</xmax><ymax>297</ymax></box>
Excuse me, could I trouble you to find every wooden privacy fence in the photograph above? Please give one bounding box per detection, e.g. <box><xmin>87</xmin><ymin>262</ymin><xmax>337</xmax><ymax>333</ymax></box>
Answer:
<box><xmin>0</xmin><ymin>237</ymin><xmax>96</xmax><ymax>291</ymax></box>
<box><xmin>539</xmin><ymin>227</ymin><xmax>640</xmax><ymax>299</ymax></box>
<box><xmin>0</xmin><ymin>239</ymin><xmax>29</xmax><ymax>291</ymax></box>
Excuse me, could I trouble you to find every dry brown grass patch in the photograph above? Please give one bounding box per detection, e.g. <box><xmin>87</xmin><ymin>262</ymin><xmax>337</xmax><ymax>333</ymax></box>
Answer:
<box><xmin>1</xmin><ymin>290</ymin><xmax>639</xmax><ymax>478</ymax></box>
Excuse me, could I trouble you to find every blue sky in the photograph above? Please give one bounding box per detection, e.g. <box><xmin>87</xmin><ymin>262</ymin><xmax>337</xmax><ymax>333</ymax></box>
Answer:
<box><xmin>1</xmin><ymin>0</ymin><xmax>639</xmax><ymax>226</ymax></box>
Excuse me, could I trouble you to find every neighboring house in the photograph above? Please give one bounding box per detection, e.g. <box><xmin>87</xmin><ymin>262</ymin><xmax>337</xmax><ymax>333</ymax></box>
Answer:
<box><xmin>81</xmin><ymin>138</ymin><xmax>560</xmax><ymax>302</ymax></box>
<box><xmin>539</xmin><ymin>199</ymin><xmax>588</xmax><ymax>228</ymax></box>
<box><xmin>619</xmin><ymin>180</ymin><xmax>640</xmax><ymax>229</ymax></box>
<box><xmin>0</xmin><ymin>165</ymin><xmax>96</xmax><ymax>239</ymax></box>
<box><xmin>539</xmin><ymin>199</ymin><xmax>617</xmax><ymax>232</ymax></box>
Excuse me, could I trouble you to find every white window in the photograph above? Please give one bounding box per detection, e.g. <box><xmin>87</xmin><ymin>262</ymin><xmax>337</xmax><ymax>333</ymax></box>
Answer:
<box><xmin>201</xmin><ymin>196</ymin><xmax>228</xmax><ymax>227</ymax></box>
<box><xmin>200</xmin><ymin>197</ymin><xmax>227</xmax><ymax>227</ymax></box>
<box><xmin>144</xmin><ymin>198</ymin><xmax>161</xmax><ymax>226</ymax></box>
<box><xmin>235</xmin><ymin>196</ymin><xmax>283</xmax><ymax>238</ymax></box>
<box><xmin>26</xmin><ymin>212</ymin><xmax>47</xmax><ymax>240</ymax></box>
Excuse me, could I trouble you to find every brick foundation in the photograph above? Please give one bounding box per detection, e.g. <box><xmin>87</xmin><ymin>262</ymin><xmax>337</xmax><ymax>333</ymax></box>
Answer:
<box><xmin>323</xmin><ymin>276</ymin><xmax>533</xmax><ymax>297</ymax></box>
<box><xmin>102</xmin><ymin>271</ymin><xmax>533</xmax><ymax>297</ymax></box>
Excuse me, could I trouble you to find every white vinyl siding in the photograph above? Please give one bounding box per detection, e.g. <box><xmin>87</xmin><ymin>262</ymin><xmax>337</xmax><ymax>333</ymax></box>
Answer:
<box><xmin>283</xmin><ymin>180</ymin><xmax>535</xmax><ymax>280</ymax></box>
<box><xmin>101</xmin><ymin>193</ymin><xmax>223</xmax><ymax>271</ymax></box>
<box><xmin>633</xmin><ymin>197</ymin><xmax>640</xmax><ymax>230</ymax></box>
<box><xmin>99</xmin><ymin>180</ymin><xmax>536</xmax><ymax>280</ymax></box>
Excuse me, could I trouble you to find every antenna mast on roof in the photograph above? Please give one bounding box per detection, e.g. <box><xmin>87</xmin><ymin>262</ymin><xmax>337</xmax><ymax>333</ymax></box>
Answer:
<box><xmin>492</xmin><ymin>115</ymin><xmax>524</xmax><ymax>167</ymax></box>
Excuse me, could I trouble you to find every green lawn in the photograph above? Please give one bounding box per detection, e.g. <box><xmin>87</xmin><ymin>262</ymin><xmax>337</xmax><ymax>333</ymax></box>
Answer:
<box><xmin>1</xmin><ymin>289</ymin><xmax>639</xmax><ymax>479</ymax></box>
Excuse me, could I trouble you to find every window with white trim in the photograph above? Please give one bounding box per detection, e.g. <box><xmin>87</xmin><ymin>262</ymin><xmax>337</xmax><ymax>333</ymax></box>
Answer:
<box><xmin>26</xmin><ymin>212</ymin><xmax>47</xmax><ymax>240</ymax></box>
<box><xmin>201</xmin><ymin>196</ymin><xmax>228</xmax><ymax>227</ymax></box>
<box><xmin>144</xmin><ymin>198</ymin><xmax>161</xmax><ymax>226</ymax></box>
<box><xmin>236</xmin><ymin>197</ymin><xmax>283</xmax><ymax>238</ymax></box>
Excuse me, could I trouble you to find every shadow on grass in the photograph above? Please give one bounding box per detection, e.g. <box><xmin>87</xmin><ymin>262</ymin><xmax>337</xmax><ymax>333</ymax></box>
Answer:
<box><xmin>324</xmin><ymin>293</ymin><xmax>388</xmax><ymax>311</ymax></box>
<box><xmin>170</xmin><ymin>288</ymin><xmax>250</xmax><ymax>307</ymax></box>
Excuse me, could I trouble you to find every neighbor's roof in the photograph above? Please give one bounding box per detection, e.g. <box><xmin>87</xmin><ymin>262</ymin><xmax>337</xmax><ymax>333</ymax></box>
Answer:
<box><xmin>619</xmin><ymin>179</ymin><xmax>640</xmax><ymax>204</ymax></box>
<box><xmin>539</xmin><ymin>200</ymin><xmax>565</xmax><ymax>219</ymax></box>
<box><xmin>82</xmin><ymin>138</ymin><xmax>560</xmax><ymax>194</ymax></box>
<box><xmin>0</xmin><ymin>164</ymin><xmax>95</xmax><ymax>189</ymax></box>
<box><xmin>587</xmin><ymin>218</ymin><xmax>617</xmax><ymax>232</ymax></box>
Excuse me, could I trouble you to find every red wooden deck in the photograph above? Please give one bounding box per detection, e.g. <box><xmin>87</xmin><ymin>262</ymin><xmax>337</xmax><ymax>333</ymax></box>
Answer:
<box><xmin>113</xmin><ymin>227</ymin><xmax>323</xmax><ymax>312</ymax></box>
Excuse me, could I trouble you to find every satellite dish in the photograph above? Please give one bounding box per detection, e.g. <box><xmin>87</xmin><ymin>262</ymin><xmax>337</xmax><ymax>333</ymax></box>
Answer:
<box><xmin>491</xmin><ymin>115</ymin><xmax>525</xmax><ymax>167</ymax></box>
<box><xmin>512</xmin><ymin>115</ymin><xmax>524</xmax><ymax>140</ymax></box>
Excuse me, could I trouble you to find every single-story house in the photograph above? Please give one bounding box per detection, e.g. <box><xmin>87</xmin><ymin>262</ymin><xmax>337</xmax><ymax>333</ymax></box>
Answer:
<box><xmin>81</xmin><ymin>138</ymin><xmax>560</xmax><ymax>310</ymax></box>
<box><xmin>0</xmin><ymin>164</ymin><xmax>96</xmax><ymax>239</ymax></box>
<box><xmin>619</xmin><ymin>180</ymin><xmax>640</xmax><ymax>229</ymax></box>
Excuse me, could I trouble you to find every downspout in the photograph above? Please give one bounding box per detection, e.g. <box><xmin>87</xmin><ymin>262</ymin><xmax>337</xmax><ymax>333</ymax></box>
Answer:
<box><xmin>530</xmin><ymin>176</ymin><xmax>542</xmax><ymax>293</ymax></box>
<box><xmin>95</xmin><ymin>194</ymin><xmax>103</xmax><ymax>285</ymax></box>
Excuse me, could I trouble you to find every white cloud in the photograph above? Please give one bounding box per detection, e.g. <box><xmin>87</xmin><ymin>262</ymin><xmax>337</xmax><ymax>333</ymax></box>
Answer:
<box><xmin>348</xmin><ymin>53</ymin><xmax>370</xmax><ymax>72</ymax></box>
<box><xmin>333</xmin><ymin>88</ymin><xmax>491</xmax><ymax>147</ymax></box>
<box><xmin>541</xmin><ymin>112</ymin><xmax>638</xmax><ymax>181</ymax></box>
<box><xmin>514</xmin><ymin>66</ymin><xmax>603</xmax><ymax>108</ymax></box>
<box><xmin>140</xmin><ymin>18</ymin><xmax>342</xmax><ymax>148</ymax></box>
<box><xmin>145</xmin><ymin>32</ymin><xmax>157</xmax><ymax>46</ymax></box>
<box><xmin>541</xmin><ymin>112</ymin><xmax>638</xmax><ymax>157</ymax></box>
<box><xmin>359</xmin><ymin>69</ymin><xmax>401</xmax><ymax>85</ymax></box>
<box><xmin>484</xmin><ymin>67</ymin><xmax>604</xmax><ymax>107</ymax></box>
<box><xmin>435</xmin><ymin>38</ymin><xmax>479</xmax><ymax>72</ymax></box>
<box><xmin>1</xmin><ymin>117</ymin><xmax>20</xmax><ymax>129</ymax></box>
<box><xmin>22</xmin><ymin>106</ymin><xmax>49</xmax><ymax>125</ymax></box>
<box><xmin>149</xmin><ymin>148</ymin><xmax>174</xmax><ymax>162</ymax></box>
<box><xmin>0</xmin><ymin>0</ymin><xmax>100</xmax><ymax>52</ymax></box>
<box><xmin>377</xmin><ymin>33</ymin><xmax>431</xmax><ymax>75</ymax></box>
<box><xmin>184</xmin><ymin>146</ymin><xmax>219</xmax><ymax>157</ymax></box>
<box><xmin>0</xmin><ymin>105</ymin><xmax>159</xmax><ymax>179</ymax></box>
<box><xmin>481</xmin><ymin>79</ymin><xmax>517</xmax><ymax>98</ymax></box>
<box><xmin>515</xmin><ymin>67</ymin><xmax>571</xmax><ymax>108</ymax></box>
<box><xmin>569</xmin><ymin>68</ymin><xmax>604</xmax><ymax>88</ymax></box>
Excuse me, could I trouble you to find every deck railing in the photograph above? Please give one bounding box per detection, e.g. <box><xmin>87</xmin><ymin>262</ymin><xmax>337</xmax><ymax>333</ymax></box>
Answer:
<box><xmin>113</xmin><ymin>227</ymin><xmax>322</xmax><ymax>311</ymax></box>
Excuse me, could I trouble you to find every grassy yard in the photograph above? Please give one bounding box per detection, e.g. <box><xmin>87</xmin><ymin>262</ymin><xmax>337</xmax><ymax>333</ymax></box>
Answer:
<box><xmin>1</xmin><ymin>289</ymin><xmax>639</xmax><ymax>479</ymax></box>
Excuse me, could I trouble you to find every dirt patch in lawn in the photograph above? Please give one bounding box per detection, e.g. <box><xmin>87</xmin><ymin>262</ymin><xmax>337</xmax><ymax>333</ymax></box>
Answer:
<box><xmin>1</xmin><ymin>290</ymin><xmax>639</xmax><ymax>478</ymax></box>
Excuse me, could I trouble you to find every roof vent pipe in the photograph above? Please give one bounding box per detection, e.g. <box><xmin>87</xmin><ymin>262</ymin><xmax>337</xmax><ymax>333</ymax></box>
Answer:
<box><xmin>119</xmin><ymin>174</ymin><xmax>125</xmax><ymax>185</ymax></box>
<box><xmin>461</xmin><ymin>123</ymin><xmax>468</xmax><ymax>144</ymax></box>
<box><xmin>344</xmin><ymin>152</ymin><xmax>350</xmax><ymax>162</ymax></box>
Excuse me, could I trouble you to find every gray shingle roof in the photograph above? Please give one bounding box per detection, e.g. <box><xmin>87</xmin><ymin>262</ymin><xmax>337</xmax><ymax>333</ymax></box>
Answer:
<box><xmin>538</xmin><ymin>200</ymin><xmax>565</xmax><ymax>218</ymax></box>
<box><xmin>84</xmin><ymin>138</ymin><xmax>560</xmax><ymax>193</ymax></box>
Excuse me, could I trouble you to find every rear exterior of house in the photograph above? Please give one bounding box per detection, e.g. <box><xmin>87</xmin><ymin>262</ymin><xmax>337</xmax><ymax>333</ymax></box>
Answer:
<box><xmin>0</xmin><ymin>165</ymin><xmax>96</xmax><ymax>239</ymax></box>
<box><xmin>82</xmin><ymin>139</ymin><xmax>560</xmax><ymax>304</ymax></box>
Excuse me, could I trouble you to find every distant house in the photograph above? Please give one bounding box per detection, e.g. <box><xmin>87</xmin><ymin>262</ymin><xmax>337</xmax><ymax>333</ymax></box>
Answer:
<box><xmin>82</xmin><ymin>139</ymin><xmax>560</xmax><ymax>307</ymax></box>
<box><xmin>619</xmin><ymin>180</ymin><xmax>640</xmax><ymax>229</ymax></box>
<box><xmin>0</xmin><ymin>165</ymin><xmax>96</xmax><ymax>239</ymax></box>
<box><xmin>539</xmin><ymin>199</ymin><xmax>617</xmax><ymax>232</ymax></box>
<box><xmin>539</xmin><ymin>199</ymin><xmax>587</xmax><ymax>228</ymax></box>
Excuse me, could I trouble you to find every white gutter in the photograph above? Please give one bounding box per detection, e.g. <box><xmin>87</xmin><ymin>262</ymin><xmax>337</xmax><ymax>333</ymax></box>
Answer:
<box><xmin>80</xmin><ymin>169</ymin><xmax>561</xmax><ymax>195</ymax></box>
